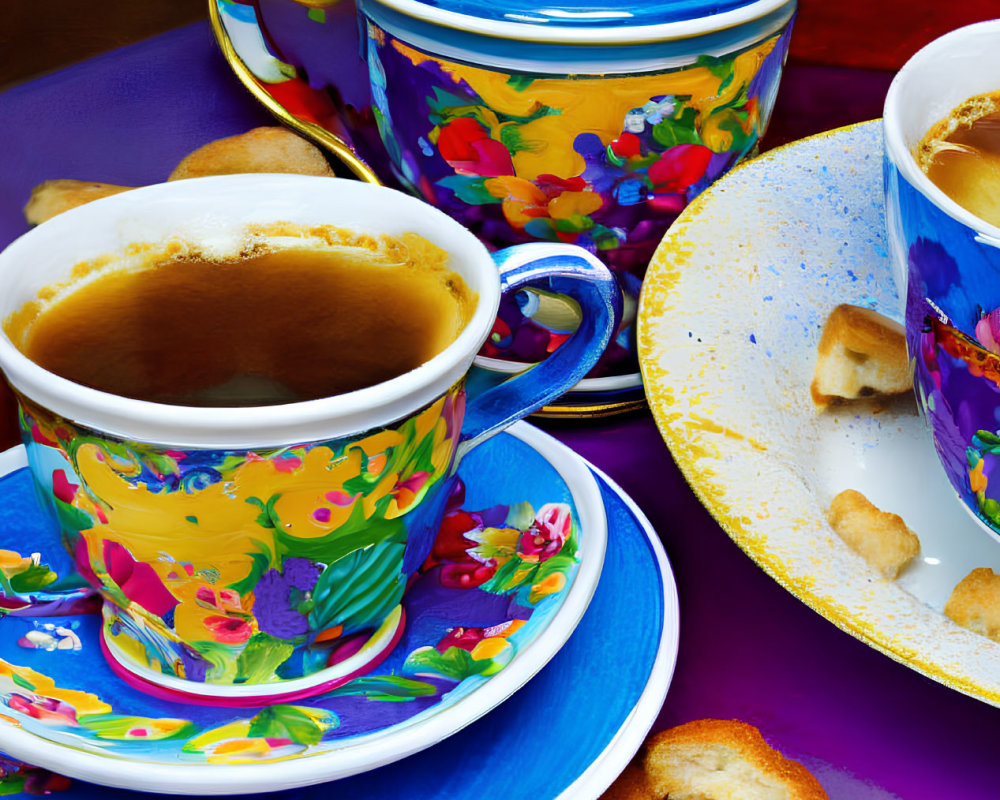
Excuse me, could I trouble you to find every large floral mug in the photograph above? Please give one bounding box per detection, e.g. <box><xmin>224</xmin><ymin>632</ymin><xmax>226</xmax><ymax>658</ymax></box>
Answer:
<box><xmin>0</xmin><ymin>174</ymin><xmax>619</xmax><ymax>704</ymax></box>
<box><xmin>212</xmin><ymin>0</ymin><xmax>796</xmax><ymax>380</ymax></box>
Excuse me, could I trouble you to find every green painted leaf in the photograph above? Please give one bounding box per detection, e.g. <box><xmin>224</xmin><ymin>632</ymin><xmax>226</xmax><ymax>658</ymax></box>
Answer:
<box><xmin>275</xmin><ymin>502</ymin><xmax>405</xmax><ymax>566</ymax></box>
<box><xmin>506</xmin><ymin>74</ymin><xmax>535</xmax><ymax>91</ymax></box>
<box><xmin>247</xmin><ymin>705</ymin><xmax>336</xmax><ymax>745</ymax></box>
<box><xmin>651</xmin><ymin>106</ymin><xmax>703</xmax><ymax>148</ymax></box>
<box><xmin>52</xmin><ymin>496</ymin><xmax>95</xmax><ymax>535</ymax></box>
<box><xmin>11</xmin><ymin>672</ymin><xmax>34</xmax><ymax>691</ymax></box>
<box><xmin>437</xmin><ymin>175</ymin><xmax>503</xmax><ymax>206</ymax></box>
<box><xmin>229</xmin><ymin>545</ymin><xmax>273</xmax><ymax>596</ymax></box>
<box><xmin>695</xmin><ymin>53</ymin><xmax>734</xmax><ymax>81</ymax></box>
<box><xmin>976</xmin><ymin>430</ymin><xmax>1000</xmax><ymax>446</ymax></box>
<box><xmin>246</xmin><ymin>496</ymin><xmax>276</xmax><ymax>529</ymax></box>
<box><xmin>8</xmin><ymin>562</ymin><xmax>58</xmax><ymax>593</ymax></box>
<box><xmin>404</xmin><ymin>646</ymin><xmax>495</xmax><ymax>681</ymax></box>
<box><xmin>308</xmin><ymin>539</ymin><xmax>406</xmax><ymax>636</ymax></box>
<box><xmin>236</xmin><ymin>632</ymin><xmax>296</xmax><ymax>684</ymax></box>
<box><xmin>325</xmin><ymin>674</ymin><xmax>438</xmax><ymax>702</ymax></box>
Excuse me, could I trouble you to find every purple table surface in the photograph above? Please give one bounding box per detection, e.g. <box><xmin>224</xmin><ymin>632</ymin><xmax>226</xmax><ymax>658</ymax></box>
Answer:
<box><xmin>2</xmin><ymin>21</ymin><xmax>1000</xmax><ymax>799</ymax></box>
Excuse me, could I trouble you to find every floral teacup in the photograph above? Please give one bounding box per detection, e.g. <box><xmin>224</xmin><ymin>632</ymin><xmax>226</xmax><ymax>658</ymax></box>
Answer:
<box><xmin>0</xmin><ymin>174</ymin><xmax>619</xmax><ymax>703</ymax></box>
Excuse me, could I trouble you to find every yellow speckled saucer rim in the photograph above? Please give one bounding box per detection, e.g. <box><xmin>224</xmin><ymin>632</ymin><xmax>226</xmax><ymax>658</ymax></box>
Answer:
<box><xmin>637</xmin><ymin>119</ymin><xmax>1000</xmax><ymax>707</ymax></box>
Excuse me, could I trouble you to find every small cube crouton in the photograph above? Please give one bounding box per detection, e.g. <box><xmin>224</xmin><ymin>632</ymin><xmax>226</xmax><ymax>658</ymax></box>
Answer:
<box><xmin>811</xmin><ymin>304</ymin><xmax>911</xmax><ymax>408</ymax></box>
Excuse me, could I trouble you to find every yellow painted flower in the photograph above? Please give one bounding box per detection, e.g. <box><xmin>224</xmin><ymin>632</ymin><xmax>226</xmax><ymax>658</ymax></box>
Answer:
<box><xmin>971</xmin><ymin>459</ymin><xmax>988</xmax><ymax>494</ymax></box>
<box><xmin>0</xmin><ymin>550</ymin><xmax>32</xmax><ymax>578</ymax></box>
<box><xmin>529</xmin><ymin>571</ymin><xmax>567</xmax><ymax>604</ymax></box>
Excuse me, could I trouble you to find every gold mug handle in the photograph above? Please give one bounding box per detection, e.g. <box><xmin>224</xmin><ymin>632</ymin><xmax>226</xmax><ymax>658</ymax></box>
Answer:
<box><xmin>208</xmin><ymin>0</ymin><xmax>382</xmax><ymax>186</ymax></box>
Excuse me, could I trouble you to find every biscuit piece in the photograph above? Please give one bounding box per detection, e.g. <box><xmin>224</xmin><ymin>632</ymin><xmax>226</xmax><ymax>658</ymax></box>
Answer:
<box><xmin>168</xmin><ymin>126</ymin><xmax>335</xmax><ymax>181</ymax></box>
<box><xmin>24</xmin><ymin>180</ymin><xmax>134</xmax><ymax>225</ymax></box>
<box><xmin>632</xmin><ymin>719</ymin><xmax>828</xmax><ymax>800</ymax></box>
<box><xmin>810</xmin><ymin>304</ymin><xmax>911</xmax><ymax>408</ymax></box>
<box><xmin>827</xmin><ymin>489</ymin><xmax>919</xmax><ymax>579</ymax></box>
<box><xmin>945</xmin><ymin>567</ymin><xmax>1000</xmax><ymax>641</ymax></box>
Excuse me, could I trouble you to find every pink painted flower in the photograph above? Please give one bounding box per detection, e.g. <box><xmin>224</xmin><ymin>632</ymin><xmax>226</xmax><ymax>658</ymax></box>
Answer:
<box><xmin>647</xmin><ymin>144</ymin><xmax>713</xmax><ymax>194</ymax></box>
<box><xmin>977</xmin><ymin>308</ymin><xmax>1000</xmax><ymax>354</ymax></box>
<box><xmin>435</xmin><ymin>626</ymin><xmax>486</xmax><ymax>653</ymax></box>
<box><xmin>103</xmin><ymin>540</ymin><xmax>179</xmax><ymax>619</ymax></box>
<box><xmin>391</xmin><ymin>471</ymin><xmax>431</xmax><ymax>510</ymax></box>
<box><xmin>51</xmin><ymin>470</ymin><xmax>78</xmax><ymax>505</ymax></box>
<box><xmin>204</xmin><ymin>615</ymin><xmax>253</xmax><ymax>644</ymax></box>
<box><xmin>438</xmin><ymin>117</ymin><xmax>515</xmax><ymax>177</ymax></box>
<box><xmin>517</xmin><ymin>503</ymin><xmax>572</xmax><ymax>563</ymax></box>
<box><xmin>7</xmin><ymin>694</ymin><xmax>78</xmax><ymax>725</ymax></box>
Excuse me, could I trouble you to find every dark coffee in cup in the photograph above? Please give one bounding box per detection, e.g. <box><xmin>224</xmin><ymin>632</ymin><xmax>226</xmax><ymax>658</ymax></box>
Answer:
<box><xmin>4</xmin><ymin>225</ymin><xmax>475</xmax><ymax>406</ymax></box>
<box><xmin>915</xmin><ymin>91</ymin><xmax>1000</xmax><ymax>227</ymax></box>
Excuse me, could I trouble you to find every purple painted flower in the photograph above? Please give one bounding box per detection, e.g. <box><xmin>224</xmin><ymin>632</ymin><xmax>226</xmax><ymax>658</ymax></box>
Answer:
<box><xmin>180</xmin><ymin>644</ymin><xmax>209</xmax><ymax>683</ymax></box>
<box><xmin>253</xmin><ymin>558</ymin><xmax>321</xmax><ymax>638</ymax></box>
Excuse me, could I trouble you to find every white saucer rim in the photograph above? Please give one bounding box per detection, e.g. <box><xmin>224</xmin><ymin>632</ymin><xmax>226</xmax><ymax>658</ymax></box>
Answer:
<box><xmin>554</xmin><ymin>464</ymin><xmax>680</xmax><ymax>800</ymax></box>
<box><xmin>0</xmin><ymin>421</ymin><xmax>615</xmax><ymax>795</ymax></box>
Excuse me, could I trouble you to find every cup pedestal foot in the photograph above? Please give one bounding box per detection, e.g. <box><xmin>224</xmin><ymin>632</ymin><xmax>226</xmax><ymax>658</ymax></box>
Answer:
<box><xmin>99</xmin><ymin>605</ymin><xmax>406</xmax><ymax>707</ymax></box>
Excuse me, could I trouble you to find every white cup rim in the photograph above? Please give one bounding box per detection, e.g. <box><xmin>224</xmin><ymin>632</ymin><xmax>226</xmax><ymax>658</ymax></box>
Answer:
<box><xmin>363</xmin><ymin>0</ymin><xmax>794</xmax><ymax>45</ymax></box>
<box><xmin>0</xmin><ymin>175</ymin><xmax>501</xmax><ymax>449</ymax></box>
<box><xmin>883</xmin><ymin>18</ymin><xmax>1000</xmax><ymax>240</ymax></box>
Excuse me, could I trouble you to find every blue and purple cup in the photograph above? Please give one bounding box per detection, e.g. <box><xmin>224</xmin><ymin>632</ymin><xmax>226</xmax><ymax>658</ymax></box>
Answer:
<box><xmin>884</xmin><ymin>20</ymin><xmax>1000</xmax><ymax>538</ymax></box>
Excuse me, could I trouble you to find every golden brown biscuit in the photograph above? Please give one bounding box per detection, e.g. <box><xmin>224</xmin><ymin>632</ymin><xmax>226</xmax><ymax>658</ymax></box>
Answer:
<box><xmin>811</xmin><ymin>304</ymin><xmax>911</xmax><ymax>408</ymax></box>
<box><xmin>601</xmin><ymin>719</ymin><xmax>828</xmax><ymax>800</ymax></box>
<box><xmin>167</xmin><ymin>126</ymin><xmax>335</xmax><ymax>181</ymax></box>
<box><xmin>945</xmin><ymin>567</ymin><xmax>1000</xmax><ymax>641</ymax></box>
<box><xmin>827</xmin><ymin>489</ymin><xmax>920</xmax><ymax>579</ymax></box>
<box><xmin>24</xmin><ymin>179</ymin><xmax>134</xmax><ymax>225</ymax></box>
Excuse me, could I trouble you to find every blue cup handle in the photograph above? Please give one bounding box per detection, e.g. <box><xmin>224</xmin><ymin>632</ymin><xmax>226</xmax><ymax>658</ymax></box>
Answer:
<box><xmin>458</xmin><ymin>243</ymin><xmax>622</xmax><ymax>455</ymax></box>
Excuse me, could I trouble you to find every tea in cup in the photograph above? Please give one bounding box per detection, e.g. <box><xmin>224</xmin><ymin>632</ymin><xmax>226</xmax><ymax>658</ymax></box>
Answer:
<box><xmin>0</xmin><ymin>174</ymin><xmax>620</xmax><ymax>703</ymax></box>
<box><xmin>914</xmin><ymin>90</ymin><xmax>1000</xmax><ymax>229</ymax></box>
<box><xmin>884</xmin><ymin>19</ymin><xmax>1000</xmax><ymax>538</ymax></box>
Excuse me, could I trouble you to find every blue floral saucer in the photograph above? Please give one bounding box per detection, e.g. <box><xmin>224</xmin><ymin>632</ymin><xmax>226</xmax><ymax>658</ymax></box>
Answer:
<box><xmin>0</xmin><ymin>423</ymin><xmax>678</xmax><ymax>798</ymax></box>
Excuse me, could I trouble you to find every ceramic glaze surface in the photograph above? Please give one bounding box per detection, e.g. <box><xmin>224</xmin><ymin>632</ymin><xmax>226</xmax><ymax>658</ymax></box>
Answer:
<box><xmin>640</xmin><ymin>120</ymin><xmax>1000</xmax><ymax>708</ymax></box>
<box><xmin>0</xmin><ymin>425</ymin><xmax>679</xmax><ymax>797</ymax></box>
<box><xmin>18</xmin><ymin>386</ymin><xmax>468</xmax><ymax>688</ymax></box>
<box><xmin>372</xmin><ymin>0</ymin><xmax>775</xmax><ymax>29</ymax></box>
<box><xmin>365</xmin><ymin>21</ymin><xmax>791</xmax><ymax>374</ymax></box>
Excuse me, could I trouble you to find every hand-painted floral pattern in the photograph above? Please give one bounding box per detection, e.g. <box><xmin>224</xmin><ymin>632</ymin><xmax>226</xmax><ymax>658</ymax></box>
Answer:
<box><xmin>19</xmin><ymin>387</ymin><xmax>465</xmax><ymax>685</ymax></box>
<box><xmin>914</xmin><ymin>314</ymin><xmax>1000</xmax><ymax>530</ymax></box>
<box><xmin>0</xmin><ymin>754</ymin><xmax>71</xmax><ymax>795</ymax></box>
<box><xmin>366</xmin><ymin>25</ymin><xmax>792</xmax><ymax>373</ymax></box>
<box><xmin>0</xmin><ymin>480</ymin><xmax>580</xmax><ymax>767</ymax></box>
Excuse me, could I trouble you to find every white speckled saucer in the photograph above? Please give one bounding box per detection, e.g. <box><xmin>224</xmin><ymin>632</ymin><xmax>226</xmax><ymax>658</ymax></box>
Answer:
<box><xmin>639</xmin><ymin>119</ymin><xmax>1000</xmax><ymax>706</ymax></box>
